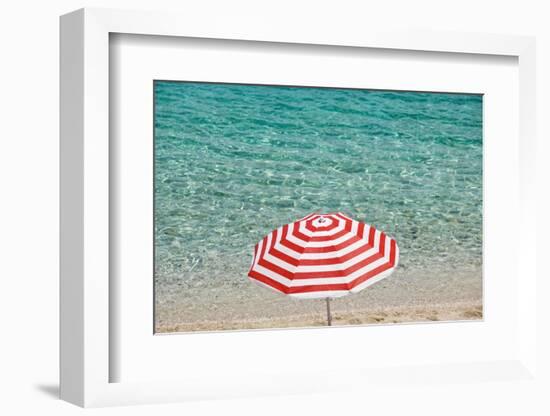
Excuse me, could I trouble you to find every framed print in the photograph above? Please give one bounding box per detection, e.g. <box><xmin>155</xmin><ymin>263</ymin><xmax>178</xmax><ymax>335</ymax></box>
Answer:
<box><xmin>60</xmin><ymin>8</ymin><xmax>538</xmax><ymax>408</ymax></box>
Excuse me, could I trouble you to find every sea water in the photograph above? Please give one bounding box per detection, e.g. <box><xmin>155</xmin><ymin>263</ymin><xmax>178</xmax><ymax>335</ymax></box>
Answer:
<box><xmin>154</xmin><ymin>81</ymin><xmax>482</xmax><ymax>326</ymax></box>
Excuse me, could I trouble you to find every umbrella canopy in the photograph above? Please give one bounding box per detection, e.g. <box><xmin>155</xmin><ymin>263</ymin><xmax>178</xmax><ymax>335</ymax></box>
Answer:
<box><xmin>248</xmin><ymin>212</ymin><xmax>399</xmax><ymax>300</ymax></box>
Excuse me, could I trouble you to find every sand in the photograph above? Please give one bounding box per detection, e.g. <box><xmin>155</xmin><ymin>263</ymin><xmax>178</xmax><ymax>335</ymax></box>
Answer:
<box><xmin>157</xmin><ymin>301</ymin><xmax>482</xmax><ymax>333</ymax></box>
<box><xmin>155</xmin><ymin>265</ymin><xmax>483</xmax><ymax>333</ymax></box>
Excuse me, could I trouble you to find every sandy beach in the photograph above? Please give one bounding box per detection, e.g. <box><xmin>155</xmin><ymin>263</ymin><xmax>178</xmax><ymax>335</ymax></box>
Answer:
<box><xmin>156</xmin><ymin>301</ymin><xmax>482</xmax><ymax>333</ymax></box>
<box><xmin>155</xmin><ymin>266</ymin><xmax>482</xmax><ymax>333</ymax></box>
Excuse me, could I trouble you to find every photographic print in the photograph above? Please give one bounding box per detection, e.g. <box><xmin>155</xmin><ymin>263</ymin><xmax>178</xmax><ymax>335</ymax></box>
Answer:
<box><xmin>154</xmin><ymin>81</ymin><xmax>482</xmax><ymax>333</ymax></box>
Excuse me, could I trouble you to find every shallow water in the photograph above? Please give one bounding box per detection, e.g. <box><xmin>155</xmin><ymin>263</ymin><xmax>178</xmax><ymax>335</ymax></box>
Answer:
<box><xmin>154</xmin><ymin>81</ymin><xmax>482</xmax><ymax>328</ymax></box>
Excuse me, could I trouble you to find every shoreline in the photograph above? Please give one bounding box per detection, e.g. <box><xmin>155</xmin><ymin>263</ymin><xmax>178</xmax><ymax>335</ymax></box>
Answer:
<box><xmin>156</xmin><ymin>300</ymin><xmax>482</xmax><ymax>333</ymax></box>
<box><xmin>155</xmin><ymin>266</ymin><xmax>482</xmax><ymax>333</ymax></box>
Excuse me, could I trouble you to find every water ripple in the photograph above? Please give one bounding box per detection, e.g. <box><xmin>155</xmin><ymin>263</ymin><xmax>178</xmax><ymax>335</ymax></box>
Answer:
<box><xmin>154</xmin><ymin>82</ymin><xmax>482</xmax><ymax>290</ymax></box>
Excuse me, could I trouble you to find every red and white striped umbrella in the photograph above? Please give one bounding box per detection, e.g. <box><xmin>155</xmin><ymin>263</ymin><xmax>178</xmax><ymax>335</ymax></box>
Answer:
<box><xmin>248</xmin><ymin>212</ymin><xmax>399</xmax><ymax>324</ymax></box>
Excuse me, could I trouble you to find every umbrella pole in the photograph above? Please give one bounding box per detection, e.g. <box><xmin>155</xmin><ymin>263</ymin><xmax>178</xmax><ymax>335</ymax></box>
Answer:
<box><xmin>326</xmin><ymin>297</ymin><xmax>332</xmax><ymax>326</ymax></box>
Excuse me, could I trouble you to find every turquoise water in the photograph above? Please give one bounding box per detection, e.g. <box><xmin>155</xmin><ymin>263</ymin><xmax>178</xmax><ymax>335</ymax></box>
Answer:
<box><xmin>154</xmin><ymin>81</ymin><xmax>482</xmax><ymax>295</ymax></box>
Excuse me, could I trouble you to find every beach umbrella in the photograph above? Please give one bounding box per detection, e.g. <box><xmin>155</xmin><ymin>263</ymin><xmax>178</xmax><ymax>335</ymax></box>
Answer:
<box><xmin>248</xmin><ymin>212</ymin><xmax>399</xmax><ymax>326</ymax></box>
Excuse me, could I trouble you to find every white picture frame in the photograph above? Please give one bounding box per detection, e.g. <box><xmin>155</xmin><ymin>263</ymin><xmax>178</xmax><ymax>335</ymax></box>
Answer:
<box><xmin>60</xmin><ymin>7</ymin><xmax>537</xmax><ymax>408</ymax></box>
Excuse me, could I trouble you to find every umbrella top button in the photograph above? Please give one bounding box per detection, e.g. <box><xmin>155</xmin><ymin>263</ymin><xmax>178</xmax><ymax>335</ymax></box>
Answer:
<box><xmin>313</xmin><ymin>215</ymin><xmax>332</xmax><ymax>228</ymax></box>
